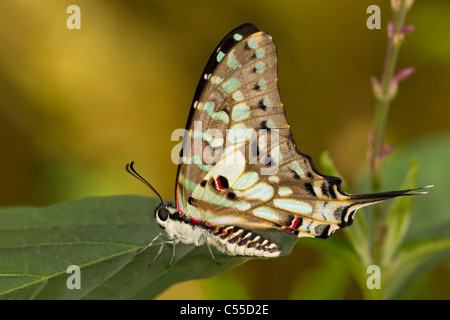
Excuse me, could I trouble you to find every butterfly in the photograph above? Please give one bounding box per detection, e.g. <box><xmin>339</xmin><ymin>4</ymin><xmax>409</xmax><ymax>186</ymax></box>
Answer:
<box><xmin>126</xmin><ymin>23</ymin><xmax>429</xmax><ymax>267</ymax></box>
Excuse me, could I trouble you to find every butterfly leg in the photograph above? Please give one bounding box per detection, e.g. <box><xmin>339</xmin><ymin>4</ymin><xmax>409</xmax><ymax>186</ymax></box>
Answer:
<box><xmin>153</xmin><ymin>235</ymin><xmax>182</xmax><ymax>269</ymax></box>
<box><xmin>148</xmin><ymin>238</ymin><xmax>171</xmax><ymax>267</ymax></box>
<box><xmin>134</xmin><ymin>232</ymin><xmax>170</xmax><ymax>256</ymax></box>
<box><xmin>166</xmin><ymin>236</ymin><xmax>178</xmax><ymax>269</ymax></box>
<box><xmin>203</xmin><ymin>234</ymin><xmax>219</xmax><ymax>265</ymax></box>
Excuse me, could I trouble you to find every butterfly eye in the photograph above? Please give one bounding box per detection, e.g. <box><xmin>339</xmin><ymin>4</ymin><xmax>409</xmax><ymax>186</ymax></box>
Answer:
<box><xmin>157</xmin><ymin>207</ymin><xmax>169</xmax><ymax>222</ymax></box>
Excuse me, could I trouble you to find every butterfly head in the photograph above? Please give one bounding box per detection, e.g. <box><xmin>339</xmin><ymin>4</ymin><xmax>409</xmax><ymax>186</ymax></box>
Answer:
<box><xmin>154</xmin><ymin>205</ymin><xmax>178</xmax><ymax>229</ymax></box>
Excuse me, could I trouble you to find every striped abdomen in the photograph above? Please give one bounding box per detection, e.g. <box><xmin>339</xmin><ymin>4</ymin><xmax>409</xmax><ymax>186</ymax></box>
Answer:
<box><xmin>208</xmin><ymin>225</ymin><xmax>282</xmax><ymax>257</ymax></box>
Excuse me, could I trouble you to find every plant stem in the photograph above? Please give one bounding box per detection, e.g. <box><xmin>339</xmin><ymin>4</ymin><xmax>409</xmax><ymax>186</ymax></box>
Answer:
<box><xmin>369</xmin><ymin>0</ymin><xmax>414</xmax><ymax>271</ymax></box>
<box><xmin>370</xmin><ymin>0</ymin><xmax>411</xmax><ymax>192</ymax></box>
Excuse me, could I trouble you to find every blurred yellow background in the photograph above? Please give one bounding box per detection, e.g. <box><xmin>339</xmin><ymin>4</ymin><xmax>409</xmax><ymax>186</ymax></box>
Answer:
<box><xmin>1</xmin><ymin>0</ymin><xmax>449</xmax><ymax>299</ymax></box>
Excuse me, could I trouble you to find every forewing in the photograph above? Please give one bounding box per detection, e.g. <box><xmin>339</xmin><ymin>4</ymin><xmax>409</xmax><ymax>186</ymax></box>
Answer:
<box><xmin>176</xmin><ymin>23</ymin><xmax>260</xmax><ymax>217</ymax></box>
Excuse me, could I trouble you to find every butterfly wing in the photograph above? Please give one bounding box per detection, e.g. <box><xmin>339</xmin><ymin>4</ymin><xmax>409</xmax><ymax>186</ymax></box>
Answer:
<box><xmin>176</xmin><ymin>23</ymin><xmax>259</xmax><ymax>218</ymax></box>
<box><xmin>176</xmin><ymin>23</ymin><xmax>424</xmax><ymax>239</ymax></box>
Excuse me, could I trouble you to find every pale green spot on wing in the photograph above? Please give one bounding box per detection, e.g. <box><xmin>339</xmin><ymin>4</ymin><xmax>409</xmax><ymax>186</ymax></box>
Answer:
<box><xmin>255</xmin><ymin>62</ymin><xmax>264</xmax><ymax>73</ymax></box>
<box><xmin>253</xmin><ymin>207</ymin><xmax>279</xmax><ymax>221</ymax></box>
<box><xmin>278</xmin><ymin>187</ymin><xmax>293</xmax><ymax>196</ymax></box>
<box><xmin>243</xmin><ymin>183</ymin><xmax>274</xmax><ymax>201</ymax></box>
<box><xmin>193</xmin><ymin>131</ymin><xmax>224</xmax><ymax>148</ymax></box>
<box><xmin>265</xmin><ymin>121</ymin><xmax>277</xmax><ymax>129</ymax></box>
<box><xmin>194</xmin><ymin>186</ymin><xmax>251</xmax><ymax>211</ymax></box>
<box><xmin>231</xmin><ymin>103</ymin><xmax>250</xmax><ymax>121</ymax></box>
<box><xmin>258</xmin><ymin>79</ymin><xmax>266</xmax><ymax>90</ymax></box>
<box><xmin>233</xmin><ymin>33</ymin><xmax>243</xmax><ymax>41</ymax></box>
<box><xmin>203</xmin><ymin>101</ymin><xmax>229</xmax><ymax>124</ymax></box>
<box><xmin>227</xmin><ymin>124</ymin><xmax>254</xmax><ymax>143</ymax></box>
<box><xmin>256</xmin><ymin>48</ymin><xmax>264</xmax><ymax>58</ymax></box>
<box><xmin>181</xmin><ymin>176</ymin><xmax>198</xmax><ymax>192</ymax></box>
<box><xmin>247</xmin><ymin>38</ymin><xmax>258</xmax><ymax>49</ymax></box>
<box><xmin>222</xmin><ymin>77</ymin><xmax>241</xmax><ymax>93</ymax></box>
<box><xmin>233</xmin><ymin>172</ymin><xmax>259</xmax><ymax>190</ymax></box>
<box><xmin>227</xmin><ymin>53</ymin><xmax>239</xmax><ymax>69</ymax></box>
<box><xmin>273</xmin><ymin>199</ymin><xmax>313</xmax><ymax>214</ymax></box>
<box><xmin>213</xmin><ymin>76</ymin><xmax>224</xmax><ymax>85</ymax></box>
<box><xmin>292</xmin><ymin>161</ymin><xmax>305</xmax><ymax>177</ymax></box>
<box><xmin>217</xmin><ymin>51</ymin><xmax>225</xmax><ymax>62</ymax></box>
<box><xmin>268</xmin><ymin>176</ymin><xmax>279</xmax><ymax>183</ymax></box>
<box><xmin>186</xmin><ymin>155</ymin><xmax>214</xmax><ymax>172</ymax></box>
<box><xmin>232</xmin><ymin>90</ymin><xmax>244</xmax><ymax>101</ymax></box>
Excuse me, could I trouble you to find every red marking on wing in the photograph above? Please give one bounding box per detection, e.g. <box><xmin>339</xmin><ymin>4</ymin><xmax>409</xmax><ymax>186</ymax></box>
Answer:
<box><xmin>291</xmin><ymin>216</ymin><xmax>300</xmax><ymax>229</ymax></box>
<box><xmin>216</xmin><ymin>177</ymin><xmax>224</xmax><ymax>190</ymax></box>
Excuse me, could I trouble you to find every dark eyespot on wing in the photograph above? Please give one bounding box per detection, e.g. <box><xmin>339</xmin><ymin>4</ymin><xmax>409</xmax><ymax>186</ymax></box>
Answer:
<box><xmin>304</xmin><ymin>183</ymin><xmax>316</xmax><ymax>197</ymax></box>
<box><xmin>188</xmin><ymin>196</ymin><xmax>198</xmax><ymax>207</ymax></box>
<box><xmin>227</xmin><ymin>192</ymin><xmax>236</xmax><ymax>200</ymax></box>
<box><xmin>217</xmin><ymin>175</ymin><xmax>229</xmax><ymax>189</ymax></box>
<box><xmin>258</xmin><ymin>99</ymin><xmax>267</xmax><ymax>110</ymax></box>
<box><xmin>315</xmin><ymin>224</ymin><xmax>331</xmax><ymax>239</ymax></box>
<box><xmin>290</xmin><ymin>169</ymin><xmax>300</xmax><ymax>180</ymax></box>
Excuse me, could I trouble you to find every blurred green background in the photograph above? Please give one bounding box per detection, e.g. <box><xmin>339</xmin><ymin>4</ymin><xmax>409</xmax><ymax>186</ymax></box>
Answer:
<box><xmin>1</xmin><ymin>0</ymin><xmax>449</xmax><ymax>299</ymax></box>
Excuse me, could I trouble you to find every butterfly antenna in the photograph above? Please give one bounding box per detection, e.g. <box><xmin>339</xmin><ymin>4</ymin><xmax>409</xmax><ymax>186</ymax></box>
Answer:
<box><xmin>126</xmin><ymin>161</ymin><xmax>164</xmax><ymax>206</ymax></box>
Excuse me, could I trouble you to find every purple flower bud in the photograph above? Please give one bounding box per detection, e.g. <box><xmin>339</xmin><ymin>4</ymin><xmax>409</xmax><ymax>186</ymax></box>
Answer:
<box><xmin>394</xmin><ymin>67</ymin><xmax>415</xmax><ymax>82</ymax></box>
<box><xmin>387</xmin><ymin>21</ymin><xmax>395</xmax><ymax>39</ymax></box>
<box><xmin>400</xmin><ymin>24</ymin><xmax>415</xmax><ymax>35</ymax></box>
<box><xmin>378</xmin><ymin>144</ymin><xmax>393</xmax><ymax>160</ymax></box>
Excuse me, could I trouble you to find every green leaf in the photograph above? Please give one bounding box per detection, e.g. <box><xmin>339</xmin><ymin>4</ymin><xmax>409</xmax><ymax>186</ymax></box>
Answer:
<box><xmin>356</xmin><ymin>134</ymin><xmax>450</xmax><ymax>298</ymax></box>
<box><xmin>0</xmin><ymin>196</ymin><xmax>232</xmax><ymax>299</ymax></box>
<box><xmin>0</xmin><ymin>195</ymin><xmax>300</xmax><ymax>299</ymax></box>
<box><xmin>383</xmin><ymin>238</ymin><xmax>450</xmax><ymax>299</ymax></box>
<box><xmin>381</xmin><ymin>159</ymin><xmax>418</xmax><ymax>267</ymax></box>
<box><xmin>375</xmin><ymin>134</ymin><xmax>450</xmax><ymax>242</ymax></box>
<box><xmin>385</xmin><ymin>136</ymin><xmax>450</xmax><ymax>300</ymax></box>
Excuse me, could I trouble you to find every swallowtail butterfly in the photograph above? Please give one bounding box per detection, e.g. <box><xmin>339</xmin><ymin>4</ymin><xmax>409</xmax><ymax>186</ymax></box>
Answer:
<box><xmin>127</xmin><ymin>23</ymin><xmax>429</xmax><ymax>266</ymax></box>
